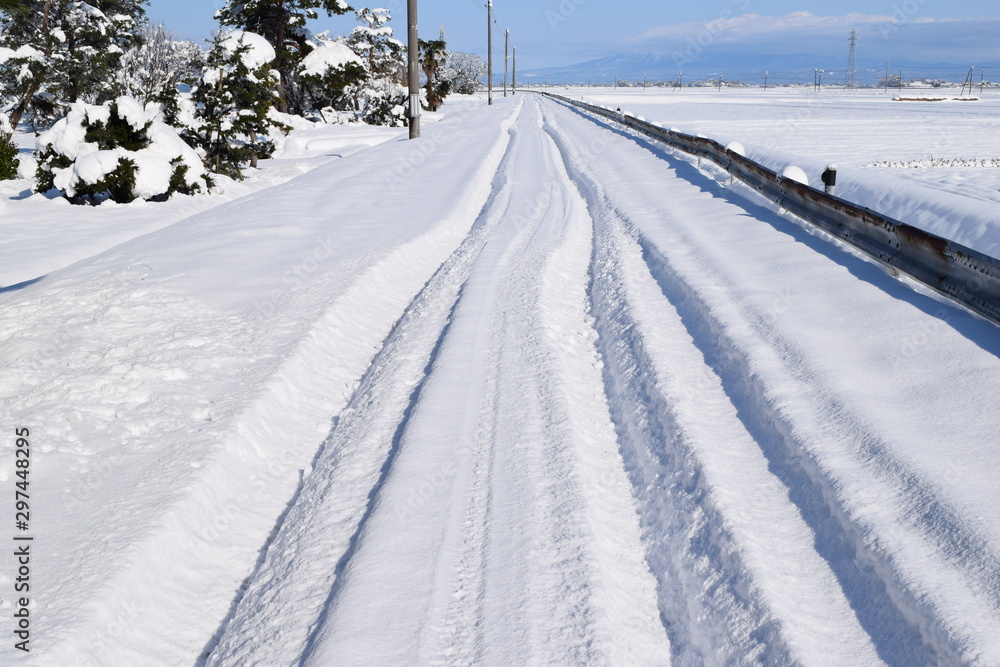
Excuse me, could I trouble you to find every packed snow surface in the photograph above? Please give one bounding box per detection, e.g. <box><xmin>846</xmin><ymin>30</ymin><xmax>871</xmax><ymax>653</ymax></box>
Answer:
<box><xmin>3</xmin><ymin>92</ymin><xmax>1000</xmax><ymax>665</ymax></box>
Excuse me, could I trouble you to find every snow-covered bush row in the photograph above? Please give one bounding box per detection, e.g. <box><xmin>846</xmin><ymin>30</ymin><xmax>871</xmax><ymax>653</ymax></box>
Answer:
<box><xmin>35</xmin><ymin>96</ymin><xmax>212</xmax><ymax>204</ymax></box>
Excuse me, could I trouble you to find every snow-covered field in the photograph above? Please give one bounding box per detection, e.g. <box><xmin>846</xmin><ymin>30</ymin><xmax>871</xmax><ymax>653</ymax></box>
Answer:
<box><xmin>564</xmin><ymin>86</ymin><xmax>1000</xmax><ymax>257</ymax></box>
<box><xmin>3</xmin><ymin>90</ymin><xmax>1000</xmax><ymax>665</ymax></box>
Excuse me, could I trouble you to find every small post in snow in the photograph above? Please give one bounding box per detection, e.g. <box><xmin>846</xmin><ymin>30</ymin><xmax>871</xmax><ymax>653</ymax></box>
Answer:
<box><xmin>822</xmin><ymin>165</ymin><xmax>838</xmax><ymax>196</ymax></box>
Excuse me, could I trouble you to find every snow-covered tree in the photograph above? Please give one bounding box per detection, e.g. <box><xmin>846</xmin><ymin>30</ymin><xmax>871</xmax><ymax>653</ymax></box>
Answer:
<box><xmin>163</xmin><ymin>31</ymin><xmax>288</xmax><ymax>179</ymax></box>
<box><xmin>440</xmin><ymin>50</ymin><xmax>485</xmax><ymax>95</ymax></box>
<box><xmin>35</xmin><ymin>95</ymin><xmax>211</xmax><ymax>203</ymax></box>
<box><xmin>215</xmin><ymin>0</ymin><xmax>352</xmax><ymax>114</ymax></box>
<box><xmin>0</xmin><ymin>0</ymin><xmax>148</xmax><ymax>133</ymax></box>
<box><xmin>297</xmin><ymin>34</ymin><xmax>366</xmax><ymax>116</ymax></box>
<box><xmin>0</xmin><ymin>112</ymin><xmax>17</xmax><ymax>178</ymax></box>
<box><xmin>346</xmin><ymin>8</ymin><xmax>401</xmax><ymax>81</ymax></box>
<box><xmin>343</xmin><ymin>7</ymin><xmax>405</xmax><ymax>125</ymax></box>
<box><xmin>418</xmin><ymin>38</ymin><xmax>449</xmax><ymax>111</ymax></box>
<box><xmin>115</xmin><ymin>23</ymin><xmax>205</xmax><ymax>104</ymax></box>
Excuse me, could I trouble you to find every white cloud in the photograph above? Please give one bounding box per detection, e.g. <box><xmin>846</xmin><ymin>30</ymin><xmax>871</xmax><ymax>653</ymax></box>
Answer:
<box><xmin>633</xmin><ymin>11</ymin><xmax>1000</xmax><ymax>64</ymax></box>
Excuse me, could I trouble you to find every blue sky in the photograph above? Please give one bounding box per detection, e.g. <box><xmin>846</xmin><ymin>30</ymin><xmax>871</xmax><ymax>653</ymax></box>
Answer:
<box><xmin>147</xmin><ymin>0</ymin><xmax>1000</xmax><ymax>69</ymax></box>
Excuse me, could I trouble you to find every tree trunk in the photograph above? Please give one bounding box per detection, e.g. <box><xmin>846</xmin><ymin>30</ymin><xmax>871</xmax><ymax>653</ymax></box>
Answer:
<box><xmin>274</xmin><ymin>1</ymin><xmax>288</xmax><ymax>113</ymax></box>
<box><xmin>6</xmin><ymin>0</ymin><xmax>53</xmax><ymax>136</ymax></box>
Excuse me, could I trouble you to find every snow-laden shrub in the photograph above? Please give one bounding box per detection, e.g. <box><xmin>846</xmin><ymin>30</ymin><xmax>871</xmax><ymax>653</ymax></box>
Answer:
<box><xmin>298</xmin><ymin>38</ymin><xmax>367</xmax><ymax>115</ymax></box>
<box><xmin>36</xmin><ymin>96</ymin><xmax>212</xmax><ymax>204</ymax></box>
<box><xmin>1</xmin><ymin>113</ymin><xmax>18</xmax><ymax>180</ymax></box>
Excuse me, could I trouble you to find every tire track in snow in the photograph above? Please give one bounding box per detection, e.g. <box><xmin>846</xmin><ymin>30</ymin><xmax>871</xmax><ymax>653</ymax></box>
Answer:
<box><xmin>298</xmin><ymin>97</ymin><xmax>667</xmax><ymax>666</ymax></box>
<box><xmin>424</xmin><ymin>99</ymin><xmax>669</xmax><ymax>666</ymax></box>
<box><xmin>541</xmin><ymin>100</ymin><xmax>882</xmax><ymax>665</ymax></box>
<box><xmin>202</xmin><ymin>102</ymin><xmax>527</xmax><ymax>666</ymax></box>
<box><xmin>541</xmin><ymin>95</ymin><xmax>1000</xmax><ymax>664</ymax></box>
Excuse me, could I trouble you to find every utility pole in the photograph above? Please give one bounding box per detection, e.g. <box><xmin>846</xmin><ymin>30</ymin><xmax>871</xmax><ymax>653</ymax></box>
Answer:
<box><xmin>407</xmin><ymin>0</ymin><xmax>419</xmax><ymax>138</ymax></box>
<box><xmin>961</xmin><ymin>65</ymin><xmax>974</xmax><ymax>96</ymax></box>
<box><xmin>764</xmin><ymin>70</ymin><xmax>768</xmax><ymax>91</ymax></box>
<box><xmin>503</xmin><ymin>28</ymin><xmax>509</xmax><ymax>97</ymax></box>
<box><xmin>898</xmin><ymin>68</ymin><xmax>903</xmax><ymax>93</ymax></box>
<box><xmin>885</xmin><ymin>60</ymin><xmax>890</xmax><ymax>94</ymax></box>
<box><xmin>982</xmin><ymin>70</ymin><xmax>986</xmax><ymax>95</ymax></box>
<box><xmin>487</xmin><ymin>1</ymin><xmax>493</xmax><ymax>105</ymax></box>
<box><xmin>512</xmin><ymin>45</ymin><xmax>516</xmax><ymax>94</ymax></box>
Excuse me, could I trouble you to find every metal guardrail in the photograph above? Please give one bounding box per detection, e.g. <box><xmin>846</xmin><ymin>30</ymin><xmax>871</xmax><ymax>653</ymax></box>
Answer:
<box><xmin>542</xmin><ymin>92</ymin><xmax>1000</xmax><ymax>326</ymax></box>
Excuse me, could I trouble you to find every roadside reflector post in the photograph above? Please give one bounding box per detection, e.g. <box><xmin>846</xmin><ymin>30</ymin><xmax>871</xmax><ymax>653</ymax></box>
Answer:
<box><xmin>822</xmin><ymin>164</ymin><xmax>838</xmax><ymax>195</ymax></box>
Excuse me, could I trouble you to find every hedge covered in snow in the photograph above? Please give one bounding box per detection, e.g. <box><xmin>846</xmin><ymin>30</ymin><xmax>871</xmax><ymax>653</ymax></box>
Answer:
<box><xmin>36</xmin><ymin>96</ymin><xmax>212</xmax><ymax>204</ymax></box>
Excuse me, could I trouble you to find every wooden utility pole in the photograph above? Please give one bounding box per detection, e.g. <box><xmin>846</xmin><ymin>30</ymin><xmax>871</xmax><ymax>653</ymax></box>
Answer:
<box><xmin>487</xmin><ymin>1</ymin><xmax>493</xmax><ymax>105</ymax></box>
<box><xmin>504</xmin><ymin>29</ymin><xmax>509</xmax><ymax>97</ymax></box>
<box><xmin>407</xmin><ymin>0</ymin><xmax>420</xmax><ymax>138</ymax></box>
<box><xmin>512</xmin><ymin>45</ymin><xmax>516</xmax><ymax>94</ymax></box>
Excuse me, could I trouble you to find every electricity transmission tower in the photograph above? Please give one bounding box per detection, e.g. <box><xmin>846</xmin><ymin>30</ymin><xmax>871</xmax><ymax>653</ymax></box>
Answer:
<box><xmin>845</xmin><ymin>28</ymin><xmax>858</xmax><ymax>90</ymax></box>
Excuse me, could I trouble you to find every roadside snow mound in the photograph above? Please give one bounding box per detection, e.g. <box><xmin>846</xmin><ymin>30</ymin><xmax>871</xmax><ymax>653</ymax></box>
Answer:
<box><xmin>36</xmin><ymin>96</ymin><xmax>212</xmax><ymax>204</ymax></box>
<box><xmin>781</xmin><ymin>165</ymin><xmax>809</xmax><ymax>186</ymax></box>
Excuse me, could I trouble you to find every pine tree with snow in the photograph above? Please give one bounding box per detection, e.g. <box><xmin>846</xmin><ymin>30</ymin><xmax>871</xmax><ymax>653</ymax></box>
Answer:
<box><xmin>0</xmin><ymin>0</ymin><xmax>148</xmax><ymax>133</ymax></box>
<box><xmin>35</xmin><ymin>96</ymin><xmax>212</xmax><ymax>203</ymax></box>
<box><xmin>343</xmin><ymin>8</ymin><xmax>406</xmax><ymax>125</ymax></box>
<box><xmin>216</xmin><ymin>0</ymin><xmax>352</xmax><ymax>114</ymax></box>
<box><xmin>0</xmin><ymin>113</ymin><xmax>18</xmax><ymax>179</ymax></box>
<box><xmin>297</xmin><ymin>33</ymin><xmax>366</xmax><ymax>117</ymax></box>
<box><xmin>163</xmin><ymin>31</ymin><xmax>288</xmax><ymax>180</ymax></box>
<box><xmin>418</xmin><ymin>38</ymin><xmax>449</xmax><ymax>112</ymax></box>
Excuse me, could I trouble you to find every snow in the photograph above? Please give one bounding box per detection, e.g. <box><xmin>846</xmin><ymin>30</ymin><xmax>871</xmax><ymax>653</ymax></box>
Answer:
<box><xmin>781</xmin><ymin>164</ymin><xmax>809</xmax><ymax>185</ymax></box>
<box><xmin>300</xmin><ymin>39</ymin><xmax>362</xmax><ymax>77</ymax></box>
<box><xmin>0</xmin><ymin>44</ymin><xmax>43</xmax><ymax>66</ymax></box>
<box><xmin>219</xmin><ymin>31</ymin><xmax>275</xmax><ymax>71</ymax></box>
<box><xmin>3</xmin><ymin>91</ymin><xmax>1000</xmax><ymax>665</ymax></box>
<box><xmin>570</xmin><ymin>87</ymin><xmax>1000</xmax><ymax>258</ymax></box>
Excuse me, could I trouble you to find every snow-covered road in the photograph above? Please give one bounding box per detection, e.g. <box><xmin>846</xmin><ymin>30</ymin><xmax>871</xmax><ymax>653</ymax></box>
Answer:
<box><xmin>3</xmin><ymin>94</ymin><xmax>1000</xmax><ymax>665</ymax></box>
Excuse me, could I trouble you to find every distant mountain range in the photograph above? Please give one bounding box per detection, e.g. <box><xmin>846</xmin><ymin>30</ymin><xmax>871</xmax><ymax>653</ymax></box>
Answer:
<box><xmin>517</xmin><ymin>53</ymin><xmax>1000</xmax><ymax>87</ymax></box>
